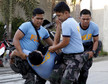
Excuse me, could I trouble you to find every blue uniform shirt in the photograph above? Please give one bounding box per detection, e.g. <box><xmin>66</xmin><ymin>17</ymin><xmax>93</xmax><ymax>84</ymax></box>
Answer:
<box><xmin>80</xmin><ymin>21</ymin><xmax>99</xmax><ymax>43</ymax></box>
<box><xmin>19</xmin><ymin>22</ymin><xmax>50</xmax><ymax>51</ymax></box>
<box><xmin>62</xmin><ymin>17</ymin><xmax>84</xmax><ymax>53</ymax></box>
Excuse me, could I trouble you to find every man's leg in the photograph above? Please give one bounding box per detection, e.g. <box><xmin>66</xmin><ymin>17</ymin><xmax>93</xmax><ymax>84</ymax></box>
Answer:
<box><xmin>18</xmin><ymin>59</ymin><xmax>36</xmax><ymax>84</ymax></box>
<box><xmin>60</xmin><ymin>54</ymin><xmax>84</xmax><ymax>84</ymax></box>
<box><xmin>23</xmin><ymin>73</ymin><xmax>35</xmax><ymax>84</ymax></box>
<box><xmin>10</xmin><ymin>50</ymin><xmax>36</xmax><ymax>84</ymax></box>
<box><xmin>22</xmin><ymin>60</ymin><xmax>46</xmax><ymax>84</ymax></box>
<box><xmin>49</xmin><ymin>63</ymin><xmax>66</xmax><ymax>84</ymax></box>
<box><xmin>78</xmin><ymin>58</ymin><xmax>93</xmax><ymax>84</ymax></box>
<box><xmin>78</xmin><ymin>69</ymin><xmax>88</xmax><ymax>84</ymax></box>
<box><xmin>35</xmin><ymin>75</ymin><xmax>46</xmax><ymax>84</ymax></box>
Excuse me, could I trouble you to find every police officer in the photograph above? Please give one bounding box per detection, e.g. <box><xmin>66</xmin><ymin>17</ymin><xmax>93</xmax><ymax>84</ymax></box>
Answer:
<box><xmin>48</xmin><ymin>2</ymin><xmax>84</xmax><ymax>84</ymax></box>
<box><xmin>10</xmin><ymin>8</ymin><xmax>53</xmax><ymax>84</ymax></box>
<box><xmin>78</xmin><ymin>9</ymin><xmax>100</xmax><ymax>84</ymax></box>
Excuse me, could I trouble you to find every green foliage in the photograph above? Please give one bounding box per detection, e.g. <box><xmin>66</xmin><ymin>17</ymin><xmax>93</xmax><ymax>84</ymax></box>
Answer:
<box><xmin>0</xmin><ymin>0</ymin><xmax>9</xmax><ymax>23</ymax></box>
<box><xmin>12</xmin><ymin>17</ymin><xmax>25</xmax><ymax>38</ymax></box>
<box><xmin>0</xmin><ymin>18</ymin><xmax>25</xmax><ymax>40</ymax></box>
<box><xmin>17</xmin><ymin>0</ymin><xmax>39</xmax><ymax>20</ymax></box>
<box><xmin>72</xmin><ymin>0</ymin><xmax>76</xmax><ymax>5</ymax></box>
<box><xmin>99</xmin><ymin>48</ymin><xmax>108</xmax><ymax>56</ymax></box>
<box><xmin>0</xmin><ymin>0</ymin><xmax>16</xmax><ymax>23</ymax></box>
<box><xmin>0</xmin><ymin>22</ymin><xmax>5</xmax><ymax>41</ymax></box>
<box><xmin>0</xmin><ymin>0</ymin><xmax>39</xmax><ymax>39</ymax></box>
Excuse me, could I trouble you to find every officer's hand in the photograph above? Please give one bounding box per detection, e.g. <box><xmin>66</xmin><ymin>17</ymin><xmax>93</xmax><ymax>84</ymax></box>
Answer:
<box><xmin>20</xmin><ymin>52</ymin><xmax>27</xmax><ymax>60</ymax></box>
<box><xmin>87</xmin><ymin>51</ymin><xmax>94</xmax><ymax>59</ymax></box>
<box><xmin>55</xmin><ymin>49</ymin><xmax>61</xmax><ymax>54</ymax></box>
<box><xmin>48</xmin><ymin>46</ymin><xmax>55</xmax><ymax>53</ymax></box>
<box><xmin>56</xmin><ymin>19</ymin><xmax>61</xmax><ymax>27</ymax></box>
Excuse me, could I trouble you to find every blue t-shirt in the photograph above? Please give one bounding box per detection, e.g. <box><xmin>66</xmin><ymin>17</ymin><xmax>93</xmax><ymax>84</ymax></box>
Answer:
<box><xmin>62</xmin><ymin>17</ymin><xmax>84</xmax><ymax>53</ymax></box>
<box><xmin>19</xmin><ymin>22</ymin><xmax>50</xmax><ymax>51</ymax></box>
<box><xmin>23</xmin><ymin>49</ymin><xmax>57</xmax><ymax>79</ymax></box>
<box><xmin>79</xmin><ymin>21</ymin><xmax>99</xmax><ymax>43</ymax></box>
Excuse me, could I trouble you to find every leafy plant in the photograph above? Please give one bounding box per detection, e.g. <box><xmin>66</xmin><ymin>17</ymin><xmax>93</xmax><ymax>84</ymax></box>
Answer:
<box><xmin>12</xmin><ymin>17</ymin><xmax>25</xmax><ymax>38</ymax></box>
<box><xmin>99</xmin><ymin>48</ymin><xmax>108</xmax><ymax>56</ymax></box>
<box><xmin>0</xmin><ymin>0</ymin><xmax>39</xmax><ymax>39</ymax></box>
<box><xmin>17</xmin><ymin>0</ymin><xmax>39</xmax><ymax>20</ymax></box>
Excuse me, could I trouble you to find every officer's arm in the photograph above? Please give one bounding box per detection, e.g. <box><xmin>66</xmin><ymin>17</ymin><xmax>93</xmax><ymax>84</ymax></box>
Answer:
<box><xmin>44</xmin><ymin>37</ymin><xmax>53</xmax><ymax>46</ymax></box>
<box><xmin>53</xmin><ymin>36</ymin><xmax>70</xmax><ymax>50</ymax></box>
<box><xmin>92</xmin><ymin>36</ymin><xmax>99</xmax><ymax>51</ymax></box>
<box><xmin>87</xmin><ymin>36</ymin><xmax>99</xmax><ymax>58</ymax></box>
<box><xmin>48</xmin><ymin>36</ymin><xmax>70</xmax><ymax>52</ymax></box>
<box><xmin>53</xmin><ymin>21</ymin><xmax>61</xmax><ymax>46</ymax></box>
<box><xmin>13</xmin><ymin>29</ymin><xmax>27</xmax><ymax>59</ymax></box>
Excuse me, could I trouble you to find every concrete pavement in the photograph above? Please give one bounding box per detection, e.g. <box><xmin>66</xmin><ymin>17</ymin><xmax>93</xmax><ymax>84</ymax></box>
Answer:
<box><xmin>87</xmin><ymin>56</ymin><xmax>108</xmax><ymax>84</ymax></box>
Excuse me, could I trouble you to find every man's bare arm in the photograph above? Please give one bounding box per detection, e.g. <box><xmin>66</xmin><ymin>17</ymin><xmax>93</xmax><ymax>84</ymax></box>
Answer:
<box><xmin>92</xmin><ymin>36</ymin><xmax>99</xmax><ymax>51</ymax></box>
<box><xmin>12</xmin><ymin>29</ymin><xmax>27</xmax><ymax>59</ymax></box>
<box><xmin>87</xmin><ymin>36</ymin><xmax>99</xmax><ymax>58</ymax></box>
<box><xmin>53</xmin><ymin>20</ymin><xmax>61</xmax><ymax>46</ymax></box>
<box><xmin>44</xmin><ymin>37</ymin><xmax>53</xmax><ymax>46</ymax></box>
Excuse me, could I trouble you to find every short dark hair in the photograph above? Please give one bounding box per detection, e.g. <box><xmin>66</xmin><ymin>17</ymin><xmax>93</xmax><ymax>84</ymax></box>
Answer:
<box><xmin>28</xmin><ymin>51</ymin><xmax>43</xmax><ymax>65</ymax></box>
<box><xmin>33</xmin><ymin>8</ymin><xmax>44</xmax><ymax>16</ymax></box>
<box><xmin>80</xmin><ymin>9</ymin><xmax>91</xmax><ymax>16</ymax></box>
<box><xmin>54</xmin><ymin>2</ymin><xmax>70</xmax><ymax>13</ymax></box>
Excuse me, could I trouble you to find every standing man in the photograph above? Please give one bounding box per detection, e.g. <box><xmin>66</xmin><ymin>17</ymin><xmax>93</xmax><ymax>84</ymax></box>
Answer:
<box><xmin>78</xmin><ymin>9</ymin><xmax>99</xmax><ymax>84</ymax></box>
<box><xmin>49</xmin><ymin>2</ymin><xmax>84</xmax><ymax>84</ymax></box>
<box><xmin>10</xmin><ymin>8</ymin><xmax>53</xmax><ymax>84</ymax></box>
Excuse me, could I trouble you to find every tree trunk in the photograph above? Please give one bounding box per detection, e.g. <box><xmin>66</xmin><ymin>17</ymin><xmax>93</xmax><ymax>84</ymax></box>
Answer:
<box><xmin>8</xmin><ymin>0</ymin><xmax>12</xmax><ymax>39</ymax></box>
<box><xmin>52</xmin><ymin>0</ymin><xmax>55</xmax><ymax>21</ymax></box>
<box><xmin>90</xmin><ymin>0</ymin><xmax>92</xmax><ymax>14</ymax></box>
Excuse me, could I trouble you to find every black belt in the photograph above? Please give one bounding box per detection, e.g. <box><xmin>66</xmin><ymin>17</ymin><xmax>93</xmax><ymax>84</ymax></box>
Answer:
<box><xmin>62</xmin><ymin>52</ymin><xmax>83</xmax><ymax>56</ymax></box>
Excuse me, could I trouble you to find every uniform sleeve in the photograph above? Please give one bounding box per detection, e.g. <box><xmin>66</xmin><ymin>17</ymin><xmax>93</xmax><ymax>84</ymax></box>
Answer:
<box><xmin>19</xmin><ymin>22</ymin><xmax>28</xmax><ymax>35</ymax></box>
<box><xmin>43</xmin><ymin>28</ymin><xmax>50</xmax><ymax>39</ymax></box>
<box><xmin>62</xmin><ymin>23</ymin><xmax>71</xmax><ymax>37</ymax></box>
<box><xmin>93</xmin><ymin>24</ymin><xmax>99</xmax><ymax>37</ymax></box>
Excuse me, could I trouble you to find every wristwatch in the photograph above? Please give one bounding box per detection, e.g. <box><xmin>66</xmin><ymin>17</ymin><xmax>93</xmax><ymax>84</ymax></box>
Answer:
<box><xmin>92</xmin><ymin>50</ymin><xmax>96</xmax><ymax>54</ymax></box>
